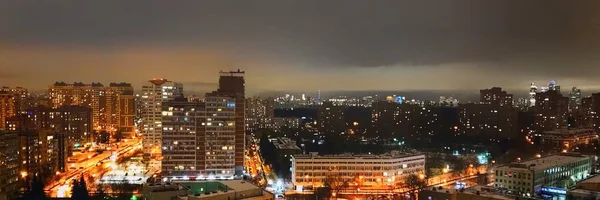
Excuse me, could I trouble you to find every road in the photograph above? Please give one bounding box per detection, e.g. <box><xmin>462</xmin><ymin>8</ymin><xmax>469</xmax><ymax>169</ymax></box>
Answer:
<box><xmin>45</xmin><ymin>139</ymin><xmax>142</xmax><ymax>197</ymax></box>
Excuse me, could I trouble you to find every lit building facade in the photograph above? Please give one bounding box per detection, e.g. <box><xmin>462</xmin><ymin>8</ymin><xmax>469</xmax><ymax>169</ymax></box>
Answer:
<box><xmin>140</xmin><ymin>79</ymin><xmax>183</xmax><ymax>158</ymax></box>
<box><xmin>245</xmin><ymin>117</ymin><xmax>300</xmax><ymax>133</ymax></box>
<box><xmin>480</xmin><ymin>87</ymin><xmax>513</xmax><ymax>107</ymax></box>
<box><xmin>569</xmin><ymin>87</ymin><xmax>582</xmax><ymax>111</ymax></box>
<box><xmin>0</xmin><ymin>132</ymin><xmax>21</xmax><ymax>200</ymax></box>
<box><xmin>209</xmin><ymin>70</ymin><xmax>246</xmax><ymax>174</ymax></box>
<box><xmin>458</xmin><ymin>103</ymin><xmax>518</xmax><ymax>138</ymax></box>
<box><xmin>494</xmin><ymin>154</ymin><xmax>592</xmax><ymax>195</ymax></box>
<box><xmin>245</xmin><ymin>97</ymin><xmax>274</xmax><ymax>118</ymax></box>
<box><xmin>6</xmin><ymin>106</ymin><xmax>92</xmax><ymax>147</ymax></box>
<box><xmin>318</xmin><ymin>101</ymin><xmax>345</xmax><ymax>135</ymax></box>
<box><xmin>534</xmin><ymin>90</ymin><xmax>569</xmax><ymax>132</ymax></box>
<box><xmin>291</xmin><ymin>151</ymin><xmax>425</xmax><ymax>190</ymax></box>
<box><xmin>0</xmin><ymin>92</ymin><xmax>16</xmax><ymax>130</ymax></box>
<box><xmin>161</xmin><ymin>97</ymin><xmax>238</xmax><ymax>180</ymax></box>
<box><xmin>48</xmin><ymin>82</ymin><xmax>135</xmax><ymax>134</ymax></box>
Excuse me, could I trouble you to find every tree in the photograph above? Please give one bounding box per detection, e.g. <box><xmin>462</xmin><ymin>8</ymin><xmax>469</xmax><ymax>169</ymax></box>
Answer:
<box><xmin>403</xmin><ymin>174</ymin><xmax>427</xmax><ymax>200</ymax></box>
<box><xmin>115</xmin><ymin>131</ymin><xmax>124</xmax><ymax>142</ymax></box>
<box><xmin>92</xmin><ymin>185</ymin><xmax>107</xmax><ymax>200</ymax></box>
<box><xmin>72</xmin><ymin>176</ymin><xmax>90</xmax><ymax>200</ymax></box>
<box><xmin>324</xmin><ymin>173</ymin><xmax>348</xmax><ymax>199</ymax></box>
<box><xmin>22</xmin><ymin>175</ymin><xmax>48</xmax><ymax>200</ymax></box>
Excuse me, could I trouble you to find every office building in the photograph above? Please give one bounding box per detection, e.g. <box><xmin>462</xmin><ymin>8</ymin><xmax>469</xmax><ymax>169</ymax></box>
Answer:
<box><xmin>207</xmin><ymin>70</ymin><xmax>246</xmax><ymax>174</ymax></box>
<box><xmin>48</xmin><ymin>82</ymin><xmax>135</xmax><ymax>134</ymax></box>
<box><xmin>494</xmin><ymin>154</ymin><xmax>592</xmax><ymax>195</ymax></box>
<box><xmin>140</xmin><ymin>79</ymin><xmax>183</xmax><ymax>158</ymax></box>
<box><xmin>318</xmin><ymin>101</ymin><xmax>345</xmax><ymax>135</ymax></box>
<box><xmin>480</xmin><ymin>87</ymin><xmax>513</xmax><ymax>107</ymax></box>
<box><xmin>534</xmin><ymin>90</ymin><xmax>569</xmax><ymax>132</ymax></box>
<box><xmin>291</xmin><ymin>151</ymin><xmax>425</xmax><ymax>190</ymax></box>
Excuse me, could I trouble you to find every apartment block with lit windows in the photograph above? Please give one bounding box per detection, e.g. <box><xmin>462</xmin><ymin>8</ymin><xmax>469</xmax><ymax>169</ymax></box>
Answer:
<box><xmin>140</xmin><ymin>79</ymin><xmax>183</xmax><ymax>159</ymax></box>
<box><xmin>48</xmin><ymin>82</ymin><xmax>135</xmax><ymax>135</ymax></box>
<box><xmin>161</xmin><ymin>96</ymin><xmax>238</xmax><ymax>180</ymax></box>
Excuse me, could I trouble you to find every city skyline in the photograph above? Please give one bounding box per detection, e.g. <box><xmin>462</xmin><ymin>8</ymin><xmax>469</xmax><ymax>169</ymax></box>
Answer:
<box><xmin>3</xmin><ymin>0</ymin><xmax>600</xmax><ymax>94</ymax></box>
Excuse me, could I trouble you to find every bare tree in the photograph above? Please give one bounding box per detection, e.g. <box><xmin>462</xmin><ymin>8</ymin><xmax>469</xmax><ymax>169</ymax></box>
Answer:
<box><xmin>324</xmin><ymin>173</ymin><xmax>349</xmax><ymax>199</ymax></box>
<box><xmin>402</xmin><ymin>174</ymin><xmax>427</xmax><ymax>200</ymax></box>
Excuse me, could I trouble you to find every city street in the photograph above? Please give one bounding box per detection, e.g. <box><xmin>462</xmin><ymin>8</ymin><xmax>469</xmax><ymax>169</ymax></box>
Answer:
<box><xmin>45</xmin><ymin>139</ymin><xmax>142</xmax><ymax>197</ymax></box>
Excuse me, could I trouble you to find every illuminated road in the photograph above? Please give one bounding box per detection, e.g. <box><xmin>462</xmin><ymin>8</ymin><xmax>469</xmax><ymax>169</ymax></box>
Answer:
<box><xmin>46</xmin><ymin>139</ymin><xmax>142</xmax><ymax>197</ymax></box>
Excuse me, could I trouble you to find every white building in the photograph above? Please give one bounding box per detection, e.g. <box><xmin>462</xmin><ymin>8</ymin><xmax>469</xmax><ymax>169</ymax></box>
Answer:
<box><xmin>291</xmin><ymin>151</ymin><xmax>425</xmax><ymax>190</ymax></box>
<box><xmin>140</xmin><ymin>79</ymin><xmax>183</xmax><ymax>159</ymax></box>
<box><xmin>494</xmin><ymin>153</ymin><xmax>592</xmax><ymax>195</ymax></box>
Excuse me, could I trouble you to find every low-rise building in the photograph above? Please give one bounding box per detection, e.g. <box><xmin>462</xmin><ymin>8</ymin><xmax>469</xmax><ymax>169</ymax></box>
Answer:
<box><xmin>538</xmin><ymin>128</ymin><xmax>598</xmax><ymax>148</ymax></box>
<box><xmin>568</xmin><ymin>175</ymin><xmax>600</xmax><ymax>199</ymax></box>
<box><xmin>291</xmin><ymin>151</ymin><xmax>425</xmax><ymax>190</ymax></box>
<box><xmin>494</xmin><ymin>153</ymin><xmax>592</xmax><ymax>195</ymax></box>
<box><xmin>142</xmin><ymin>180</ymin><xmax>273</xmax><ymax>200</ymax></box>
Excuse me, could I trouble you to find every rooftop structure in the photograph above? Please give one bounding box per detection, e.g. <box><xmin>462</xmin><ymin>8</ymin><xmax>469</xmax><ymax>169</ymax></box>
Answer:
<box><xmin>271</xmin><ymin>137</ymin><xmax>300</xmax><ymax>150</ymax></box>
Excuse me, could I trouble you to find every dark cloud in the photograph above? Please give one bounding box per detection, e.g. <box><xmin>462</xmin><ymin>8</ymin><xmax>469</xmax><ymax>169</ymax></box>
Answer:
<box><xmin>1</xmin><ymin>0</ymin><xmax>600</xmax><ymax>92</ymax></box>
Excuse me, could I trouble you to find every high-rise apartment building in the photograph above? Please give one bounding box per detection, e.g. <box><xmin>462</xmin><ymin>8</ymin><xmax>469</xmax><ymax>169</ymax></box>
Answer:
<box><xmin>458</xmin><ymin>103</ymin><xmax>518</xmax><ymax>138</ymax></box>
<box><xmin>0</xmin><ymin>92</ymin><xmax>17</xmax><ymax>130</ymax></box>
<box><xmin>6</xmin><ymin>106</ymin><xmax>92</xmax><ymax>157</ymax></box>
<box><xmin>480</xmin><ymin>87</ymin><xmax>513</xmax><ymax>107</ymax></box>
<box><xmin>161</xmin><ymin>96</ymin><xmax>238</xmax><ymax>180</ymax></box>
<box><xmin>161</xmin><ymin>70</ymin><xmax>246</xmax><ymax>179</ymax></box>
<box><xmin>318</xmin><ymin>101</ymin><xmax>346</xmax><ymax>135</ymax></box>
<box><xmin>245</xmin><ymin>97</ymin><xmax>274</xmax><ymax>118</ymax></box>
<box><xmin>48</xmin><ymin>82</ymin><xmax>135</xmax><ymax>134</ymax></box>
<box><xmin>534</xmin><ymin>90</ymin><xmax>569</xmax><ymax>132</ymax></box>
<box><xmin>207</xmin><ymin>70</ymin><xmax>246</xmax><ymax>174</ymax></box>
<box><xmin>140</xmin><ymin>79</ymin><xmax>183</xmax><ymax>159</ymax></box>
<box><xmin>0</xmin><ymin>132</ymin><xmax>21</xmax><ymax>200</ymax></box>
<box><xmin>0</xmin><ymin>87</ymin><xmax>31</xmax><ymax>114</ymax></box>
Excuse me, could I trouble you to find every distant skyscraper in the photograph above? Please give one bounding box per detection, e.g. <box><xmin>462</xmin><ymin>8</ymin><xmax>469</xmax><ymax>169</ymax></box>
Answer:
<box><xmin>569</xmin><ymin>87</ymin><xmax>582</xmax><ymax>111</ymax></box>
<box><xmin>140</xmin><ymin>79</ymin><xmax>183</xmax><ymax>159</ymax></box>
<box><xmin>548</xmin><ymin>81</ymin><xmax>560</xmax><ymax>92</ymax></box>
<box><xmin>529</xmin><ymin>83</ymin><xmax>537</xmax><ymax>107</ymax></box>
<box><xmin>480</xmin><ymin>87</ymin><xmax>513</xmax><ymax>107</ymax></box>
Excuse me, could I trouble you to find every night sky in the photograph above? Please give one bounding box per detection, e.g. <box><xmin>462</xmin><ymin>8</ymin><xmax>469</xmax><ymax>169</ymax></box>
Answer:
<box><xmin>2</xmin><ymin>0</ymin><xmax>600</xmax><ymax>95</ymax></box>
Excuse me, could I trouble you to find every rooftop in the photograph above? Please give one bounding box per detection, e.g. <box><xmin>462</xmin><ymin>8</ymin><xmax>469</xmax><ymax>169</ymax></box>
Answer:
<box><xmin>271</xmin><ymin>137</ymin><xmax>301</xmax><ymax>150</ymax></box>
<box><xmin>293</xmin><ymin>150</ymin><xmax>424</xmax><ymax>160</ymax></box>
<box><xmin>497</xmin><ymin>154</ymin><xmax>590</xmax><ymax>171</ymax></box>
